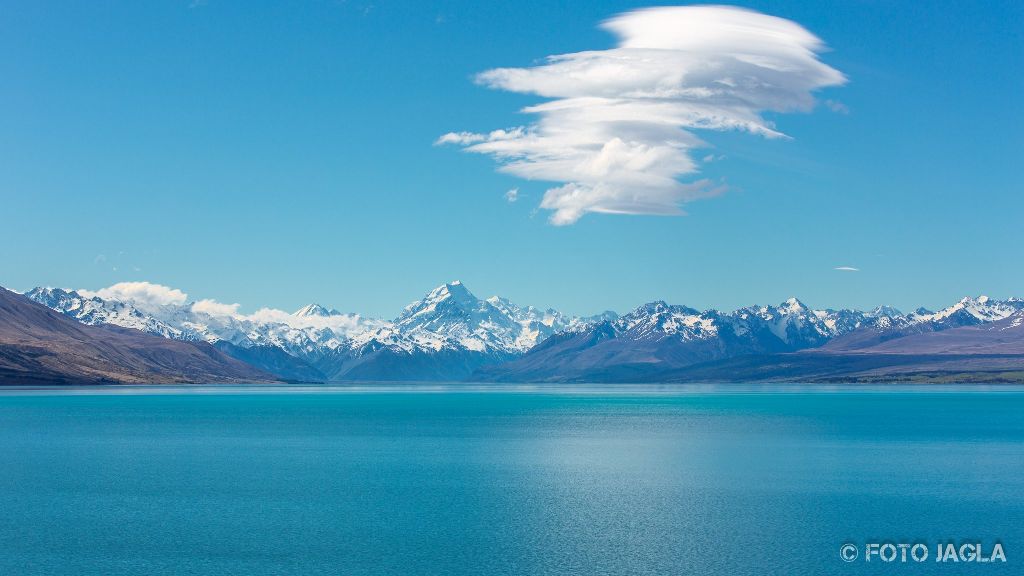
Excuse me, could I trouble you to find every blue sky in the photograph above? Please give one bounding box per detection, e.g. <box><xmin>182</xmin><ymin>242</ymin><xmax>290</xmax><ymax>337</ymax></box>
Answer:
<box><xmin>2</xmin><ymin>1</ymin><xmax>1021</xmax><ymax>318</ymax></box>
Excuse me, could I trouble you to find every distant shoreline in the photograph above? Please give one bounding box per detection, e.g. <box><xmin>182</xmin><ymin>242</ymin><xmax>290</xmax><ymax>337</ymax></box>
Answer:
<box><xmin>4</xmin><ymin>382</ymin><xmax>1024</xmax><ymax>396</ymax></box>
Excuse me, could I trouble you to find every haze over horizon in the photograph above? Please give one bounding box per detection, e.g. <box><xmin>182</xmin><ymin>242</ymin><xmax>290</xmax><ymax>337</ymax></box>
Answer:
<box><xmin>2</xmin><ymin>1</ymin><xmax>1021</xmax><ymax>317</ymax></box>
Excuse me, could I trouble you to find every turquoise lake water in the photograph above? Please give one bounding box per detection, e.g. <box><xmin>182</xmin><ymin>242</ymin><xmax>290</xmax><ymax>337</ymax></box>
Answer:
<box><xmin>0</xmin><ymin>385</ymin><xmax>1021</xmax><ymax>575</ymax></box>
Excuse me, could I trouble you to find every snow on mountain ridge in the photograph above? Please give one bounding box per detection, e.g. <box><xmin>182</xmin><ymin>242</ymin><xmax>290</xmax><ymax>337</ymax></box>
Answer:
<box><xmin>24</xmin><ymin>287</ymin><xmax>192</xmax><ymax>341</ymax></box>
<box><xmin>23</xmin><ymin>282</ymin><xmax>1024</xmax><ymax>377</ymax></box>
<box><xmin>25</xmin><ymin>286</ymin><xmax>379</xmax><ymax>362</ymax></box>
<box><xmin>293</xmin><ymin>303</ymin><xmax>342</xmax><ymax>318</ymax></box>
<box><xmin>909</xmin><ymin>295</ymin><xmax>1023</xmax><ymax>325</ymax></box>
<box><xmin>393</xmin><ymin>280</ymin><xmax>576</xmax><ymax>353</ymax></box>
<box><xmin>26</xmin><ymin>281</ymin><xmax>589</xmax><ymax>363</ymax></box>
<box><xmin>607</xmin><ymin>297</ymin><xmax>911</xmax><ymax>349</ymax></box>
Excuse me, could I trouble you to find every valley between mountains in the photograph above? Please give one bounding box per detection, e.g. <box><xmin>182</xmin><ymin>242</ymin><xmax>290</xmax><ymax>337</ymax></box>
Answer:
<box><xmin>2</xmin><ymin>281</ymin><xmax>1023</xmax><ymax>385</ymax></box>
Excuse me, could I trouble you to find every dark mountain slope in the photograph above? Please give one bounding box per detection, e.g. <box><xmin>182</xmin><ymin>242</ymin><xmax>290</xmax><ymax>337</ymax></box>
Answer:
<box><xmin>658</xmin><ymin>353</ymin><xmax>1024</xmax><ymax>383</ymax></box>
<box><xmin>660</xmin><ymin>312</ymin><xmax>1024</xmax><ymax>383</ymax></box>
<box><xmin>0</xmin><ymin>288</ymin><xmax>276</xmax><ymax>385</ymax></box>
<box><xmin>473</xmin><ymin>299</ymin><xmax>882</xmax><ymax>383</ymax></box>
<box><xmin>821</xmin><ymin>311</ymin><xmax>1024</xmax><ymax>355</ymax></box>
<box><xmin>213</xmin><ymin>341</ymin><xmax>325</xmax><ymax>382</ymax></box>
<box><xmin>319</xmin><ymin>343</ymin><xmax>514</xmax><ymax>382</ymax></box>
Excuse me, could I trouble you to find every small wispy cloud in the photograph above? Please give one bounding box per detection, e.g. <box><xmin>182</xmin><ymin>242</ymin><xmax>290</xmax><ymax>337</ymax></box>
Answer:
<box><xmin>439</xmin><ymin>6</ymin><xmax>846</xmax><ymax>225</ymax></box>
<box><xmin>834</xmin><ymin>266</ymin><xmax>860</xmax><ymax>272</ymax></box>
<box><xmin>435</xmin><ymin>131</ymin><xmax>485</xmax><ymax>146</ymax></box>
<box><xmin>824</xmin><ymin>99</ymin><xmax>850</xmax><ymax>114</ymax></box>
<box><xmin>504</xmin><ymin>188</ymin><xmax>519</xmax><ymax>203</ymax></box>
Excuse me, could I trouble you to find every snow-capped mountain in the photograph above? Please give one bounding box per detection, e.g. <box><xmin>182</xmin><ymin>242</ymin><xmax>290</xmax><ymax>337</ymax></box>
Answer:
<box><xmin>728</xmin><ymin>297</ymin><xmax>910</xmax><ymax>348</ymax></box>
<box><xmin>546</xmin><ymin>297</ymin><xmax>905</xmax><ymax>351</ymax></box>
<box><xmin>474</xmin><ymin>296</ymin><xmax>1008</xmax><ymax>382</ymax></box>
<box><xmin>0</xmin><ymin>288</ymin><xmax>276</xmax><ymax>386</ymax></box>
<box><xmin>312</xmin><ymin>281</ymin><xmax>590</xmax><ymax>381</ymax></box>
<box><xmin>24</xmin><ymin>286</ymin><xmax>379</xmax><ymax>377</ymax></box>
<box><xmin>25</xmin><ymin>287</ymin><xmax>191</xmax><ymax>341</ymax></box>
<box><xmin>293</xmin><ymin>303</ymin><xmax>342</xmax><ymax>318</ymax></box>
<box><xmin>909</xmin><ymin>296</ymin><xmax>1024</xmax><ymax>326</ymax></box>
<box><xmin>25</xmin><ymin>280</ymin><xmax>595</xmax><ymax>381</ymax></box>
<box><xmin>23</xmin><ymin>282</ymin><xmax>1023</xmax><ymax>383</ymax></box>
<box><xmin>393</xmin><ymin>281</ymin><xmax>577</xmax><ymax>353</ymax></box>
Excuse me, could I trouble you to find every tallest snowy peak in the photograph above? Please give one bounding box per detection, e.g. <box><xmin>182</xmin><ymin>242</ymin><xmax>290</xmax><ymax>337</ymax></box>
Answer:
<box><xmin>293</xmin><ymin>303</ymin><xmax>339</xmax><ymax>317</ymax></box>
<box><xmin>399</xmin><ymin>281</ymin><xmax>481</xmax><ymax>323</ymax></box>
<box><xmin>438</xmin><ymin>279</ymin><xmax>466</xmax><ymax>293</ymax></box>
<box><xmin>422</xmin><ymin>280</ymin><xmax>476</xmax><ymax>305</ymax></box>
<box><xmin>780</xmin><ymin>297</ymin><xmax>809</xmax><ymax>312</ymax></box>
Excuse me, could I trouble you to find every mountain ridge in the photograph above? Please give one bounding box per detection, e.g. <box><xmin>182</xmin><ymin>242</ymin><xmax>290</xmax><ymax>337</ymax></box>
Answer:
<box><xmin>0</xmin><ymin>288</ymin><xmax>278</xmax><ymax>385</ymax></box>
<box><xmin>16</xmin><ymin>281</ymin><xmax>1024</xmax><ymax>384</ymax></box>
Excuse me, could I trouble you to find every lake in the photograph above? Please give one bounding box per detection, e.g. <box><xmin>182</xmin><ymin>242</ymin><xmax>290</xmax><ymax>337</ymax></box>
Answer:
<box><xmin>0</xmin><ymin>384</ymin><xmax>1021</xmax><ymax>575</ymax></box>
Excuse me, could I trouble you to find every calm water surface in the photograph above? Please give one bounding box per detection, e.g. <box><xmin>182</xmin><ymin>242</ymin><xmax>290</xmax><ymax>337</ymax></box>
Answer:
<box><xmin>0</xmin><ymin>385</ymin><xmax>1021</xmax><ymax>575</ymax></box>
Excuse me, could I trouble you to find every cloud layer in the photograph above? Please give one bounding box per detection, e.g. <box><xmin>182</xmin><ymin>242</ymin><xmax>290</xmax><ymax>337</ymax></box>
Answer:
<box><xmin>83</xmin><ymin>281</ymin><xmax>188</xmax><ymax>310</ymax></box>
<box><xmin>82</xmin><ymin>281</ymin><xmax>369</xmax><ymax>333</ymax></box>
<box><xmin>439</xmin><ymin>5</ymin><xmax>845</xmax><ymax>225</ymax></box>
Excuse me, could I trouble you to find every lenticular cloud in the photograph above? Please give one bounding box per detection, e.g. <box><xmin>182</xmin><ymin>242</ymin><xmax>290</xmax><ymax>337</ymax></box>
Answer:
<box><xmin>438</xmin><ymin>5</ymin><xmax>846</xmax><ymax>225</ymax></box>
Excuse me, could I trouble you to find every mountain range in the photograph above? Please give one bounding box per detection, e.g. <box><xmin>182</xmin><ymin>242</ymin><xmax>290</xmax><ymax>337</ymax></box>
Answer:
<box><xmin>0</xmin><ymin>288</ymin><xmax>274</xmax><ymax>385</ymax></box>
<box><xmin>2</xmin><ymin>281</ymin><xmax>1022</xmax><ymax>385</ymax></box>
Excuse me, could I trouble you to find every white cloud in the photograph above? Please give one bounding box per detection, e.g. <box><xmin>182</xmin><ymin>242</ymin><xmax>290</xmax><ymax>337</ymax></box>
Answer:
<box><xmin>83</xmin><ymin>281</ymin><xmax>188</xmax><ymax>309</ymax></box>
<box><xmin>81</xmin><ymin>281</ymin><xmax>373</xmax><ymax>336</ymax></box>
<box><xmin>191</xmin><ymin>299</ymin><xmax>241</xmax><ymax>317</ymax></box>
<box><xmin>247</xmin><ymin>307</ymin><xmax>296</xmax><ymax>325</ymax></box>
<box><xmin>834</xmin><ymin>266</ymin><xmax>860</xmax><ymax>272</ymax></box>
<box><xmin>439</xmin><ymin>5</ymin><xmax>845</xmax><ymax>225</ymax></box>
<box><xmin>504</xmin><ymin>188</ymin><xmax>519</xmax><ymax>203</ymax></box>
<box><xmin>248</xmin><ymin>307</ymin><xmax>373</xmax><ymax>334</ymax></box>
<box><xmin>435</xmin><ymin>131</ymin><xmax>486</xmax><ymax>145</ymax></box>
